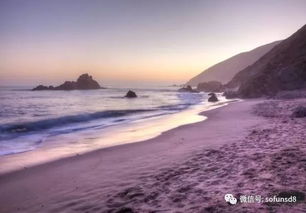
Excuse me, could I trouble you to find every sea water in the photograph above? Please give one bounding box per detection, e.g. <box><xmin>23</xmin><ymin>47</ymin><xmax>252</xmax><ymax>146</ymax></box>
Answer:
<box><xmin>0</xmin><ymin>86</ymin><xmax>228</xmax><ymax>173</ymax></box>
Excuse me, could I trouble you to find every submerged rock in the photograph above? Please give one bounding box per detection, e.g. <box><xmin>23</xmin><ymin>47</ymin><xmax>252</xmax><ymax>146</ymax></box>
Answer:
<box><xmin>125</xmin><ymin>90</ymin><xmax>137</xmax><ymax>98</ymax></box>
<box><xmin>208</xmin><ymin>93</ymin><xmax>219</xmax><ymax>102</ymax></box>
<box><xmin>32</xmin><ymin>74</ymin><xmax>103</xmax><ymax>91</ymax></box>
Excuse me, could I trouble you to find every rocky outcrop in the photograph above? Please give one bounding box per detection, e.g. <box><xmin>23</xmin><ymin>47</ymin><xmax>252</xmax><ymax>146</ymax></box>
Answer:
<box><xmin>32</xmin><ymin>85</ymin><xmax>54</xmax><ymax>90</ymax></box>
<box><xmin>55</xmin><ymin>81</ymin><xmax>77</xmax><ymax>90</ymax></box>
<box><xmin>208</xmin><ymin>93</ymin><xmax>219</xmax><ymax>102</ymax></box>
<box><xmin>75</xmin><ymin>74</ymin><xmax>101</xmax><ymax>90</ymax></box>
<box><xmin>227</xmin><ymin>24</ymin><xmax>306</xmax><ymax>98</ymax></box>
<box><xmin>125</xmin><ymin>90</ymin><xmax>137</xmax><ymax>98</ymax></box>
<box><xmin>197</xmin><ymin>81</ymin><xmax>223</xmax><ymax>92</ymax></box>
<box><xmin>223</xmin><ymin>90</ymin><xmax>239</xmax><ymax>99</ymax></box>
<box><xmin>178</xmin><ymin>85</ymin><xmax>199</xmax><ymax>93</ymax></box>
<box><xmin>32</xmin><ymin>74</ymin><xmax>103</xmax><ymax>91</ymax></box>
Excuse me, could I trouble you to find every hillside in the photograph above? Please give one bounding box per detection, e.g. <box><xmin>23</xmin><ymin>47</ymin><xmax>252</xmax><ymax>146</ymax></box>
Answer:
<box><xmin>187</xmin><ymin>41</ymin><xmax>281</xmax><ymax>86</ymax></box>
<box><xmin>227</xmin><ymin>24</ymin><xmax>306</xmax><ymax>98</ymax></box>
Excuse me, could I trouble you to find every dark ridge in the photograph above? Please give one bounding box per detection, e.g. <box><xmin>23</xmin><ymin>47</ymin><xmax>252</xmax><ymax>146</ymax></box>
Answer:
<box><xmin>187</xmin><ymin>40</ymin><xmax>281</xmax><ymax>85</ymax></box>
<box><xmin>227</xmin><ymin>24</ymin><xmax>306</xmax><ymax>98</ymax></box>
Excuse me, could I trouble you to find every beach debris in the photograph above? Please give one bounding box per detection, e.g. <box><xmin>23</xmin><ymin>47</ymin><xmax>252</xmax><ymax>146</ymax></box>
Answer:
<box><xmin>208</xmin><ymin>93</ymin><xmax>219</xmax><ymax>102</ymax></box>
<box><xmin>125</xmin><ymin>90</ymin><xmax>137</xmax><ymax>98</ymax></box>
<box><xmin>292</xmin><ymin>106</ymin><xmax>306</xmax><ymax>118</ymax></box>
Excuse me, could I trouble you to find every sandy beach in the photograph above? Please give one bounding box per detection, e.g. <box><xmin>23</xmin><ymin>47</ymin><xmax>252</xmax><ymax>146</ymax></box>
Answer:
<box><xmin>0</xmin><ymin>99</ymin><xmax>305</xmax><ymax>213</ymax></box>
<box><xmin>1</xmin><ymin>2</ymin><xmax>306</xmax><ymax>213</ymax></box>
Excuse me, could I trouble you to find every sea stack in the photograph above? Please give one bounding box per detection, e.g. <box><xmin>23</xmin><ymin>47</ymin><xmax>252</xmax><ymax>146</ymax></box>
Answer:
<box><xmin>75</xmin><ymin>74</ymin><xmax>101</xmax><ymax>90</ymax></box>
<box><xmin>125</xmin><ymin>90</ymin><xmax>137</xmax><ymax>98</ymax></box>
<box><xmin>32</xmin><ymin>74</ymin><xmax>103</xmax><ymax>91</ymax></box>
<box><xmin>208</xmin><ymin>93</ymin><xmax>219</xmax><ymax>102</ymax></box>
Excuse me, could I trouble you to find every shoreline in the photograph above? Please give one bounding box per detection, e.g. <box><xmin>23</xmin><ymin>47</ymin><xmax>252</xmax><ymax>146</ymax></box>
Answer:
<box><xmin>0</xmin><ymin>98</ymin><xmax>231</xmax><ymax>175</ymax></box>
<box><xmin>0</xmin><ymin>99</ymin><xmax>266</xmax><ymax>212</ymax></box>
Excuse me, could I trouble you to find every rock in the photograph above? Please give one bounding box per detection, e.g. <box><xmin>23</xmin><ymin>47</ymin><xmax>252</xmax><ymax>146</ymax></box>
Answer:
<box><xmin>32</xmin><ymin>74</ymin><xmax>103</xmax><ymax>91</ymax></box>
<box><xmin>223</xmin><ymin>90</ymin><xmax>239</xmax><ymax>99</ymax></box>
<box><xmin>178</xmin><ymin>85</ymin><xmax>199</xmax><ymax>93</ymax></box>
<box><xmin>292</xmin><ymin>106</ymin><xmax>306</xmax><ymax>118</ymax></box>
<box><xmin>125</xmin><ymin>90</ymin><xmax>137</xmax><ymax>98</ymax></box>
<box><xmin>32</xmin><ymin>85</ymin><xmax>50</xmax><ymax>91</ymax></box>
<box><xmin>55</xmin><ymin>81</ymin><xmax>77</xmax><ymax>90</ymax></box>
<box><xmin>208</xmin><ymin>93</ymin><xmax>219</xmax><ymax>102</ymax></box>
<box><xmin>197</xmin><ymin>81</ymin><xmax>223</xmax><ymax>92</ymax></box>
<box><xmin>75</xmin><ymin>73</ymin><xmax>101</xmax><ymax>90</ymax></box>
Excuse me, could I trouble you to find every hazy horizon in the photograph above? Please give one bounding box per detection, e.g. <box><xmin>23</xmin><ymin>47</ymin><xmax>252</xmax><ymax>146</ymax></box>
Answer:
<box><xmin>1</xmin><ymin>0</ymin><xmax>306</xmax><ymax>86</ymax></box>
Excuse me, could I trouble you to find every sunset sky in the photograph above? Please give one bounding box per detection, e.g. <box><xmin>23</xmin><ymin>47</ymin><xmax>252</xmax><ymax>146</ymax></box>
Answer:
<box><xmin>1</xmin><ymin>0</ymin><xmax>306</xmax><ymax>86</ymax></box>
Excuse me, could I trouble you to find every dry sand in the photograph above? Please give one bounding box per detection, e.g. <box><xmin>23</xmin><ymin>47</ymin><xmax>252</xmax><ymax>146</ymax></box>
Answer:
<box><xmin>0</xmin><ymin>99</ymin><xmax>305</xmax><ymax>213</ymax></box>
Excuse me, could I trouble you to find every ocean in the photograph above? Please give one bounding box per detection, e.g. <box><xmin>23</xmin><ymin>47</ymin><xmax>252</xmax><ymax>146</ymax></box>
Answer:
<box><xmin>0</xmin><ymin>86</ymin><xmax>228</xmax><ymax>173</ymax></box>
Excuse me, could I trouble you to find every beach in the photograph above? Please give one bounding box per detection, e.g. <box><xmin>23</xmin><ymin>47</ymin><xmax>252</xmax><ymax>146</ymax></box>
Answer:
<box><xmin>0</xmin><ymin>98</ymin><xmax>305</xmax><ymax>213</ymax></box>
<box><xmin>1</xmin><ymin>2</ymin><xmax>306</xmax><ymax>213</ymax></box>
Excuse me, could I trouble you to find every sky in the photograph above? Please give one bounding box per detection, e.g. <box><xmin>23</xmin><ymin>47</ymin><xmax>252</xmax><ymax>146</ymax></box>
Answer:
<box><xmin>0</xmin><ymin>0</ymin><xmax>306</xmax><ymax>86</ymax></box>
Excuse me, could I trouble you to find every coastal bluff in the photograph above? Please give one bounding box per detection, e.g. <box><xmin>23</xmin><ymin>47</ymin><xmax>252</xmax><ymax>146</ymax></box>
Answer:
<box><xmin>32</xmin><ymin>74</ymin><xmax>104</xmax><ymax>91</ymax></box>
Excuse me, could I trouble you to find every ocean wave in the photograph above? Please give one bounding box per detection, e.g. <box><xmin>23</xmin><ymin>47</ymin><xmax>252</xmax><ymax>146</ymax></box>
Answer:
<box><xmin>108</xmin><ymin>95</ymin><xmax>150</xmax><ymax>99</ymax></box>
<box><xmin>0</xmin><ymin>109</ymin><xmax>156</xmax><ymax>135</ymax></box>
<box><xmin>157</xmin><ymin>103</ymin><xmax>193</xmax><ymax>111</ymax></box>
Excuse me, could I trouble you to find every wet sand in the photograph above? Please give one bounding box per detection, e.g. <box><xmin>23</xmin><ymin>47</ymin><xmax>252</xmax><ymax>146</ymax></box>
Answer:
<box><xmin>0</xmin><ymin>99</ymin><xmax>305</xmax><ymax>212</ymax></box>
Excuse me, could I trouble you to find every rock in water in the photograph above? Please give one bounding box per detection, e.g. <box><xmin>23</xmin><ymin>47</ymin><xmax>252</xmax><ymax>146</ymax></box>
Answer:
<box><xmin>125</xmin><ymin>90</ymin><xmax>137</xmax><ymax>98</ymax></box>
<box><xmin>56</xmin><ymin>81</ymin><xmax>77</xmax><ymax>90</ymax></box>
<box><xmin>208</xmin><ymin>93</ymin><xmax>219</xmax><ymax>102</ymax></box>
<box><xmin>178</xmin><ymin>85</ymin><xmax>199</xmax><ymax>93</ymax></box>
<box><xmin>75</xmin><ymin>74</ymin><xmax>101</xmax><ymax>90</ymax></box>
<box><xmin>32</xmin><ymin>73</ymin><xmax>103</xmax><ymax>91</ymax></box>
<box><xmin>32</xmin><ymin>85</ymin><xmax>50</xmax><ymax>91</ymax></box>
